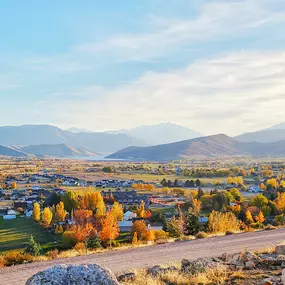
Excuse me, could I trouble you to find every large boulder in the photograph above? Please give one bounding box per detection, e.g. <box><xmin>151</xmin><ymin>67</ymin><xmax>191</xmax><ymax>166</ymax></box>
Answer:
<box><xmin>275</xmin><ymin>245</ymin><xmax>285</xmax><ymax>255</ymax></box>
<box><xmin>26</xmin><ymin>264</ymin><xmax>120</xmax><ymax>285</ymax></box>
<box><xmin>181</xmin><ymin>258</ymin><xmax>224</xmax><ymax>274</ymax></box>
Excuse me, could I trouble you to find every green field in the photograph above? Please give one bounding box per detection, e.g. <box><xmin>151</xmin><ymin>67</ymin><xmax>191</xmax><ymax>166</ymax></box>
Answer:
<box><xmin>0</xmin><ymin>217</ymin><xmax>59</xmax><ymax>253</ymax></box>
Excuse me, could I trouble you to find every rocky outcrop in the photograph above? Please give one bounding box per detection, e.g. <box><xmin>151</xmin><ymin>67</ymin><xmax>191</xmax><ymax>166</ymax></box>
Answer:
<box><xmin>181</xmin><ymin>257</ymin><xmax>225</xmax><ymax>274</ymax></box>
<box><xmin>26</xmin><ymin>264</ymin><xmax>120</xmax><ymax>285</ymax></box>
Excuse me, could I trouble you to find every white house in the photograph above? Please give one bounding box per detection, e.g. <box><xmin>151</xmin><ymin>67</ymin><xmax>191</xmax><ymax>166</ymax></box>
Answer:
<box><xmin>124</xmin><ymin>211</ymin><xmax>137</xmax><ymax>221</ymax></box>
<box><xmin>7</xmin><ymin>209</ymin><xmax>16</xmax><ymax>215</ymax></box>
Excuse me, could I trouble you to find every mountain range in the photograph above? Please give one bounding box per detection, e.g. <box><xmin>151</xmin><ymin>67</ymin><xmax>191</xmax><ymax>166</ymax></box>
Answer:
<box><xmin>108</xmin><ymin>134</ymin><xmax>285</xmax><ymax>161</ymax></box>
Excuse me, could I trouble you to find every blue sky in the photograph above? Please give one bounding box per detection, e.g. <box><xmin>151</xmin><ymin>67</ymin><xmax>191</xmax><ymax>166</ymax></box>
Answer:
<box><xmin>1</xmin><ymin>0</ymin><xmax>285</xmax><ymax>136</ymax></box>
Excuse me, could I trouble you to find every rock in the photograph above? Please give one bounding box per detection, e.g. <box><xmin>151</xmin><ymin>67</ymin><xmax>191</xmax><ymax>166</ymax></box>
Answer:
<box><xmin>181</xmin><ymin>258</ymin><xmax>224</xmax><ymax>274</ymax></box>
<box><xmin>245</xmin><ymin>261</ymin><xmax>255</xmax><ymax>269</ymax></box>
<box><xmin>117</xmin><ymin>272</ymin><xmax>136</xmax><ymax>282</ymax></box>
<box><xmin>275</xmin><ymin>245</ymin><xmax>285</xmax><ymax>255</ymax></box>
<box><xmin>282</xmin><ymin>268</ymin><xmax>285</xmax><ymax>285</ymax></box>
<box><xmin>147</xmin><ymin>265</ymin><xmax>178</xmax><ymax>277</ymax></box>
<box><xmin>229</xmin><ymin>251</ymin><xmax>261</xmax><ymax>268</ymax></box>
<box><xmin>26</xmin><ymin>264</ymin><xmax>120</xmax><ymax>285</ymax></box>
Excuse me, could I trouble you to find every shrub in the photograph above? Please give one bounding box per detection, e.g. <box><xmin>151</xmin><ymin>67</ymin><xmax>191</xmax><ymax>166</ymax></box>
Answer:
<box><xmin>274</xmin><ymin>214</ymin><xmax>285</xmax><ymax>226</ymax></box>
<box><xmin>208</xmin><ymin>211</ymin><xmax>240</xmax><ymax>234</ymax></box>
<box><xmin>46</xmin><ymin>249</ymin><xmax>59</xmax><ymax>259</ymax></box>
<box><xmin>265</xmin><ymin>224</ymin><xmax>277</xmax><ymax>231</ymax></box>
<box><xmin>62</xmin><ymin>230</ymin><xmax>76</xmax><ymax>247</ymax></box>
<box><xmin>154</xmin><ymin>230</ymin><xmax>169</xmax><ymax>241</ymax></box>
<box><xmin>250</xmin><ymin>222</ymin><xmax>265</xmax><ymax>230</ymax></box>
<box><xmin>24</xmin><ymin>235</ymin><xmax>42</xmax><ymax>256</ymax></box>
<box><xmin>3</xmin><ymin>251</ymin><xmax>33</xmax><ymax>266</ymax></box>
<box><xmin>225</xmin><ymin>230</ymin><xmax>235</xmax><ymax>235</ymax></box>
<box><xmin>74</xmin><ymin>242</ymin><xmax>85</xmax><ymax>254</ymax></box>
<box><xmin>195</xmin><ymin>231</ymin><xmax>208</xmax><ymax>239</ymax></box>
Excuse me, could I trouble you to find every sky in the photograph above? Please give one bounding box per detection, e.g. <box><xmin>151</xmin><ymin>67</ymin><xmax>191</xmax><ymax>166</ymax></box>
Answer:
<box><xmin>1</xmin><ymin>0</ymin><xmax>285</xmax><ymax>136</ymax></box>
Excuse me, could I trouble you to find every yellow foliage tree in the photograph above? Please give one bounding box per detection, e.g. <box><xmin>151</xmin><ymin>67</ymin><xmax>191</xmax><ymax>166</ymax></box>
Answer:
<box><xmin>255</xmin><ymin>211</ymin><xmax>265</xmax><ymax>223</ymax></box>
<box><xmin>275</xmin><ymin>192</ymin><xmax>285</xmax><ymax>213</ymax></box>
<box><xmin>55</xmin><ymin>201</ymin><xmax>67</xmax><ymax>222</ymax></box>
<box><xmin>267</xmin><ymin>178</ymin><xmax>278</xmax><ymax>189</ymax></box>
<box><xmin>132</xmin><ymin>232</ymin><xmax>138</xmax><ymax>246</ymax></box>
<box><xmin>192</xmin><ymin>199</ymin><xmax>202</xmax><ymax>215</ymax></box>
<box><xmin>111</xmin><ymin>202</ymin><xmax>124</xmax><ymax>221</ymax></box>
<box><xmin>41</xmin><ymin>207</ymin><xmax>53</xmax><ymax>228</ymax></box>
<box><xmin>245</xmin><ymin>210</ymin><xmax>254</xmax><ymax>224</ymax></box>
<box><xmin>33</xmin><ymin>203</ymin><xmax>41</xmax><ymax>222</ymax></box>
<box><xmin>208</xmin><ymin>211</ymin><xmax>240</xmax><ymax>234</ymax></box>
<box><xmin>137</xmin><ymin>201</ymin><xmax>146</xmax><ymax>218</ymax></box>
<box><xmin>145</xmin><ymin>229</ymin><xmax>155</xmax><ymax>242</ymax></box>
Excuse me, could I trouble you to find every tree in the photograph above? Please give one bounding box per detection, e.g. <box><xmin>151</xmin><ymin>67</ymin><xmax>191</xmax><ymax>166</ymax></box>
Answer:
<box><xmin>62</xmin><ymin>191</ymin><xmax>79</xmax><ymax>213</ymax></box>
<box><xmin>161</xmin><ymin>178</ymin><xmax>167</xmax><ymax>187</ymax></box>
<box><xmin>208</xmin><ymin>211</ymin><xmax>240</xmax><ymax>234</ymax></box>
<box><xmin>55</xmin><ymin>201</ymin><xmax>67</xmax><ymax>222</ymax></box>
<box><xmin>267</xmin><ymin>178</ymin><xmax>278</xmax><ymax>189</ymax></box>
<box><xmin>111</xmin><ymin>202</ymin><xmax>124</xmax><ymax>221</ymax></box>
<box><xmin>137</xmin><ymin>201</ymin><xmax>146</xmax><ymax>218</ymax></box>
<box><xmin>41</xmin><ymin>207</ymin><xmax>53</xmax><ymax>228</ymax></box>
<box><xmin>174</xmin><ymin>179</ymin><xmax>179</xmax><ymax>187</ymax></box>
<box><xmin>11</xmin><ymin>182</ymin><xmax>17</xmax><ymax>189</ymax></box>
<box><xmin>74</xmin><ymin>209</ymin><xmax>93</xmax><ymax>226</ymax></box>
<box><xmin>132</xmin><ymin>232</ymin><xmax>138</xmax><ymax>246</ymax></box>
<box><xmin>33</xmin><ymin>203</ymin><xmax>41</xmax><ymax>222</ymax></box>
<box><xmin>24</xmin><ymin>235</ymin><xmax>41</xmax><ymax>256</ymax></box>
<box><xmin>145</xmin><ymin>229</ymin><xmax>155</xmax><ymax>242</ymax></box>
<box><xmin>184</xmin><ymin>213</ymin><xmax>199</xmax><ymax>236</ymax></box>
<box><xmin>274</xmin><ymin>192</ymin><xmax>285</xmax><ymax>213</ymax></box>
<box><xmin>131</xmin><ymin>220</ymin><xmax>147</xmax><ymax>240</ymax></box>
<box><xmin>250</xmin><ymin>194</ymin><xmax>268</xmax><ymax>209</ymax></box>
<box><xmin>192</xmin><ymin>199</ymin><xmax>201</xmax><ymax>215</ymax></box>
<box><xmin>195</xmin><ymin>179</ymin><xmax>201</xmax><ymax>187</ymax></box>
<box><xmin>100</xmin><ymin>211</ymin><xmax>120</xmax><ymax>247</ymax></box>
<box><xmin>166</xmin><ymin>216</ymin><xmax>184</xmax><ymax>238</ymax></box>
<box><xmin>255</xmin><ymin>211</ymin><xmax>265</xmax><ymax>223</ymax></box>
<box><xmin>245</xmin><ymin>210</ymin><xmax>254</xmax><ymax>224</ymax></box>
<box><xmin>229</xmin><ymin>188</ymin><xmax>242</xmax><ymax>201</ymax></box>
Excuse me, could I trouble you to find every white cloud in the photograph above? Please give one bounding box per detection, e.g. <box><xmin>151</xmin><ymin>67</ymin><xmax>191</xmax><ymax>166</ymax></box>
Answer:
<box><xmin>41</xmin><ymin>50</ymin><xmax>285</xmax><ymax>136</ymax></box>
<box><xmin>76</xmin><ymin>0</ymin><xmax>285</xmax><ymax>61</ymax></box>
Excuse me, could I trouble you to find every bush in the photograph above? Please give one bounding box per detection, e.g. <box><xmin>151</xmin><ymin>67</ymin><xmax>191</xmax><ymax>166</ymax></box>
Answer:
<box><xmin>154</xmin><ymin>230</ymin><xmax>169</xmax><ymax>242</ymax></box>
<box><xmin>74</xmin><ymin>242</ymin><xmax>85</xmax><ymax>254</ymax></box>
<box><xmin>3</xmin><ymin>251</ymin><xmax>34</xmax><ymax>266</ymax></box>
<box><xmin>225</xmin><ymin>230</ymin><xmax>235</xmax><ymax>235</ymax></box>
<box><xmin>250</xmin><ymin>222</ymin><xmax>265</xmax><ymax>230</ymax></box>
<box><xmin>265</xmin><ymin>224</ymin><xmax>277</xmax><ymax>231</ymax></box>
<box><xmin>195</xmin><ymin>232</ymin><xmax>208</xmax><ymax>239</ymax></box>
<box><xmin>46</xmin><ymin>249</ymin><xmax>59</xmax><ymax>259</ymax></box>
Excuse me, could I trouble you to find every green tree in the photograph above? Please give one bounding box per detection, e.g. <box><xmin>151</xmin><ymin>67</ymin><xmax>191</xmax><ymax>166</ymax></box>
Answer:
<box><xmin>184</xmin><ymin>213</ymin><xmax>199</xmax><ymax>235</ymax></box>
<box><xmin>166</xmin><ymin>216</ymin><xmax>184</xmax><ymax>238</ymax></box>
<box><xmin>24</xmin><ymin>235</ymin><xmax>41</xmax><ymax>256</ymax></box>
<box><xmin>250</xmin><ymin>194</ymin><xmax>268</xmax><ymax>208</ymax></box>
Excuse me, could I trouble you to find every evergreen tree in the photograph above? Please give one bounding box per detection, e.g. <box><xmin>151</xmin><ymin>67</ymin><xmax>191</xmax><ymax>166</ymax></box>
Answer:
<box><xmin>25</xmin><ymin>235</ymin><xmax>41</xmax><ymax>256</ymax></box>
<box><xmin>184</xmin><ymin>213</ymin><xmax>200</xmax><ymax>235</ymax></box>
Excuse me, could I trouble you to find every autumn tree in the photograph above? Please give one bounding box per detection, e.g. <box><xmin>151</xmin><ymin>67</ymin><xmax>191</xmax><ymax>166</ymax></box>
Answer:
<box><xmin>74</xmin><ymin>209</ymin><xmax>93</xmax><ymax>226</ymax></box>
<box><xmin>145</xmin><ymin>229</ymin><xmax>155</xmax><ymax>242</ymax></box>
<box><xmin>137</xmin><ymin>201</ymin><xmax>146</xmax><ymax>218</ymax></box>
<box><xmin>33</xmin><ymin>203</ymin><xmax>41</xmax><ymax>222</ymax></box>
<box><xmin>41</xmin><ymin>207</ymin><xmax>53</xmax><ymax>228</ymax></box>
<box><xmin>250</xmin><ymin>194</ymin><xmax>268</xmax><ymax>209</ymax></box>
<box><xmin>274</xmin><ymin>192</ymin><xmax>285</xmax><ymax>213</ymax></box>
<box><xmin>111</xmin><ymin>202</ymin><xmax>124</xmax><ymax>221</ymax></box>
<box><xmin>55</xmin><ymin>201</ymin><xmax>67</xmax><ymax>222</ymax></box>
<box><xmin>255</xmin><ymin>211</ymin><xmax>265</xmax><ymax>223</ymax></box>
<box><xmin>80</xmin><ymin>192</ymin><xmax>106</xmax><ymax>218</ymax></box>
<box><xmin>245</xmin><ymin>210</ymin><xmax>254</xmax><ymax>224</ymax></box>
<box><xmin>191</xmin><ymin>199</ymin><xmax>201</xmax><ymax>215</ymax></box>
<box><xmin>100</xmin><ymin>211</ymin><xmax>120</xmax><ymax>247</ymax></box>
<box><xmin>62</xmin><ymin>191</ymin><xmax>79</xmax><ymax>213</ymax></box>
<box><xmin>131</xmin><ymin>220</ymin><xmax>147</xmax><ymax>240</ymax></box>
<box><xmin>132</xmin><ymin>232</ymin><xmax>138</xmax><ymax>246</ymax></box>
<box><xmin>166</xmin><ymin>216</ymin><xmax>184</xmax><ymax>238</ymax></box>
<box><xmin>208</xmin><ymin>211</ymin><xmax>240</xmax><ymax>234</ymax></box>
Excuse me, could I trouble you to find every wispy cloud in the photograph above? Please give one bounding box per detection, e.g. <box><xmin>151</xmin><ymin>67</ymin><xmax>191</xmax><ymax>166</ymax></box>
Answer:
<box><xmin>76</xmin><ymin>0</ymin><xmax>285</xmax><ymax>61</ymax></box>
<box><xmin>41</xmin><ymin>50</ymin><xmax>285</xmax><ymax>136</ymax></box>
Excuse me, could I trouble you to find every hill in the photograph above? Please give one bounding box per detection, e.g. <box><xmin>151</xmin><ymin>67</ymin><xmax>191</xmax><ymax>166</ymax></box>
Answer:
<box><xmin>17</xmin><ymin>144</ymin><xmax>98</xmax><ymax>157</ymax></box>
<box><xmin>0</xmin><ymin>125</ymin><xmax>145</xmax><ymax>154</ymax></box>
<box><xmin>235</xmin><ymin>129</ymin><xmax>285</xmax><ymax>143</ymax></box>
<box><xmin>0</xmin><ymin>145</ymin><xmax>27</xmax><ymax>157</ymax></box>
<box><xmin>267</xmin><ymin>121</ymin><xmax>285</xmax><ymax>130</ymax></box>
<box><xmin>107</xmin><ymin>134</ymin><xmax>285</xmax><ymax>161</ymax></box>
<box><xmin>107</xmin><ymin>122</ymin><xmax>202</xmax><ymax>145</ymax></box>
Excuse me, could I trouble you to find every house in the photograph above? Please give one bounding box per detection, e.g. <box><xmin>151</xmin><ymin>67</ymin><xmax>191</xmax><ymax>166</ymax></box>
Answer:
<box><xmin>199</xmin><ymin>217</ymin><xmax>209</xmax><ymax>224</ymax></box>
<box><xmin>248</xmin><ymin>186</ymin><xmax>263</xmax><ymax>193</ymax></box>
<box><xmin>118</xmin><ymin>221</ymin><xmax>133</xmax><ymax>232</ymax></box>
<box><xmin>3</xmin><ymin>214</ymin><xmax>16</xmax><ymax>220</ymax></box>
<box><xmin>124</xmin><ymin>211</ymin><xmax>137</xmax><ymax>221</ymax></box>
<box><xmin>26</xmin><ymin>210</ymin><xmax>33</xmax><ymax>218</ymax></box>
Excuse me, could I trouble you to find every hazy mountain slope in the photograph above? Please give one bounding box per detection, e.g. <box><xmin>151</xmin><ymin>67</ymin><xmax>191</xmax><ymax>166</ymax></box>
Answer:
<box><xmin>0</xmin><ymin>125</ymin><xmax>146</xmax><ymax>154</ymax></box>
<box><xmin>0</xmin><ymin>145</ymin><xmax>27</xmax><ymax>157</ymax></box>
<box><xmin>108</xmin><ymin>134</ymin><xmax>285</xmax><ymax>161</ymax></box>
<box><xmin>18</xmin><ymin>144</ymin><xmax>97</xmax><ymax>157</ymax></box>
<box><xmin>235</xmin><ymin>129</ymin><xmax>285</xmax><ymax>143</ymax></box>
<box><xmin>107</xmin><ymin>122</ymin><xmax>202</xmax><ymax>145</ymax></box>
<box><xmin>267</xmin><ymin>122</ymin><xmax>285</xmax><ymax>130</ymax></box>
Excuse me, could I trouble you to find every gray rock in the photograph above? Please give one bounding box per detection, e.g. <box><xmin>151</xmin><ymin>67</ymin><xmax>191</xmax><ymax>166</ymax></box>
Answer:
<box><xmin>117</xmin><ymin>272</ymin><xmax>136</xmax><ymax>282</ymax></box>
<box><xmin>147</xmin><ymin>265</ymin><xmax>178</xmax><ymax>277</ymax></box>
<box><xmin>26</xmin><ymin>264</ymin><xmax>120</xmax><ymax>285</ymax></box>
<box><xmin>245</xmin><ymin>261</ymin><xmax>255</xmax><ymax>269</ymax></box>
<box><xmin>181</xmin><ymin>258</ymin><xmax>223</xmax><ymax>274</ymax></box>
<box><xmin>275</xmin><ymin>245</ymin><xmax>285</xmax><ymax>255</ymax></box>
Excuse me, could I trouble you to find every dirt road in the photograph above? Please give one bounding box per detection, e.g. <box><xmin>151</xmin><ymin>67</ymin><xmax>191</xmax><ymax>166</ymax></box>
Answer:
<box><xmin>1</xmin><ymin>228</ymin><xmax>285</xmax><ymax>285</ymax></box>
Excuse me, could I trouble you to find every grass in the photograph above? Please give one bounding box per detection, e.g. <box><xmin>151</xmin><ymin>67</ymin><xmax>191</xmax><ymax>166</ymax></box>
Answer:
<box><xmin>116</xmin><ymin>232</ymin><xmax>131</xmax><ymax>243</ymax></box>
<box><xmin>0</xmin><ymin>217</ymin><xmax>60</xmax><ymax>253</ymax></box>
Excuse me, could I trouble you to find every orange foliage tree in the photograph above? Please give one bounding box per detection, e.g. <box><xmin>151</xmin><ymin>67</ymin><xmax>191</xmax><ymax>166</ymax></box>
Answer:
<box><xmin>100</xmin><ymin>211</ymin><xmax>120</xmax><ymax>247</ymax></box>
<box><xmin>74</xmin><ymin>209</ymin><xmax>93</xmax><ymax>226</ymax></box>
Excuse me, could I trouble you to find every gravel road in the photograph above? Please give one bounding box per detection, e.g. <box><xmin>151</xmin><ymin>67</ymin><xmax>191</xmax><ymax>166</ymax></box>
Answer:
<box><xmin>1</xmin><ymin>228</ymin><xmax>285</xmax><ymax>285</ymax></box>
